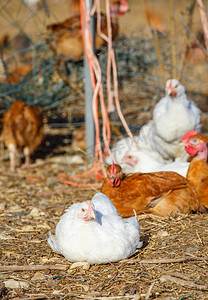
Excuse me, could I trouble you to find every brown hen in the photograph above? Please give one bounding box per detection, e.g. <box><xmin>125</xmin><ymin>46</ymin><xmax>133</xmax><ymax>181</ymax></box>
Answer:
<box><xmin>101</xmin><ymin>163</ymin><xmax>201</xmax><ymax>217</ymax></box>
<box><xmin>181</xmin><ymin>130</ymin><xmax>208</xmax><ymax>209</ymax></box>
<box><xmin>1</xmin><ymin>100</ymin><xmax>44</xmax><ymax>171</ymax></box>
<box><xmin>47</xmin><ymin>0</ymin><xmax>129</xmax><ymax>61</ymax></box>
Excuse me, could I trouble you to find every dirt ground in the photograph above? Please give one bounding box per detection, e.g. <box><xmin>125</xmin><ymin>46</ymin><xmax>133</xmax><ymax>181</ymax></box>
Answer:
<box><xmin>0</xmin><ymin>147</ymin><xmax>208</xmax><ymax>299</ymax></box>
<box><xmin>0</xmin><ymin>0</ymin><xmax>208</xmax><ymax>299</ymax></box>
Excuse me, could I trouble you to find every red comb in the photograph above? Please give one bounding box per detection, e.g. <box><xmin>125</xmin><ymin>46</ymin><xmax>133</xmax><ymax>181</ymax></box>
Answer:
<box><xmin>111</xmin><ymin>161</ymin><xmax>116</xmax><ymax>176</ymax></box>
<box><xmin>168</xmin><ymin>80</ymin><xmax>172</xmax><ymax>89</ymax></box>
<box><xmin>182</xmin><ymin>130</ymin><xmax>198</xmax><ymax>141</ymax></box>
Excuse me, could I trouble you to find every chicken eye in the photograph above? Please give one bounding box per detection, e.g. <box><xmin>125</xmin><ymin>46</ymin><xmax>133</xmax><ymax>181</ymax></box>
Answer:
<box><xmin>81</xmin><ymin>208</ymin><xmax>85</xmax><ymax>212</ymax></box>
<box><xmin>128</xmin><ymin>155</ymin><xmax>132</xmax><ymax>159</ymax></box>
<box><xmin>192</xmin><ymin>138</ymin><xmax>197</xmax><ymax>143</ymax></box>
<box><xmin>175</xmin><ymin>84</ymin><xmax>178</xmax><ymax>88</ymax></box>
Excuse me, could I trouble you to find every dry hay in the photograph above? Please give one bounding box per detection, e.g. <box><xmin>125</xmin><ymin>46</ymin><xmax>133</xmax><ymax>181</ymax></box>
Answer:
<box><xmin>0</xmin><ymin>142</ymin><xmax>208</xmax><ymax>300</ymax></box>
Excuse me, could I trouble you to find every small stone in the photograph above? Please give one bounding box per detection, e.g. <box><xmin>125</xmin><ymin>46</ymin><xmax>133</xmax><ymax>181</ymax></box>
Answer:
<box><xmin>31</xmin><ymin>272</ymin><xmax>45</xmax><ymax>281</ymax></box>
<box><xmin>158</xmin><ymin>230</ymin><xmax>169</xmax><ymax>237</ymax></box>
<box><xmin>152</xmin><ymin>230</ymin><xmax>169</xmax><ymax>239</ymax></box>
<box><xmin>30</xmin><ymin>207</ymin><xmax>45</xmax><ymax>217</ymax></box>
<box><xmin>37</xmin><ymin>223</ymin><xmax>50</xmax><ymax>230</ymax></box>
<box><xmin>4</xmin><ymin>279</ymin><xmax>29</xmax><ymax>289</ymax></box>
<box><xmin>162</xmin><ymin>241</ymin><xmax>167</xmax><ymax>247</ymax></box>
<box><xmin>0</xmin><ymin>202</ymin><xmax>6</xmax><ymax>212</ymax></box>
<box><xmin>70</xmin><ymin>261</ymin><xmax>90</xmax><ymax>270</ymax></box>
<box><xmin>186</xmin><ymin>247</ymin><xmax>199</xmax><ymax>253</ymax></box>
<box><xmin>22</xmin><ymin>225</ymin><xmax>34</xmax><ymax>231</ymax></box>
<box><xmin>8</xmin><ymin>204</ymin><xmax>22</xmax><ymax>213</ymax></box>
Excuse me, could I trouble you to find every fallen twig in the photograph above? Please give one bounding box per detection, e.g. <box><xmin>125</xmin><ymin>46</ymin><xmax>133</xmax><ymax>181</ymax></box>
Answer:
<box><xmin>0</xmin><ymin>264</ymin><xmax>69</xmax><ymax>272</ymax></box>
<box><xmin>12</xmin><ymin>296</ymin><xmax>47</xmax><ymax>300</ymax></box>
<box><xmin>160</xmin><ymin>274</ymin><xmax>208</xmax><ymax>291</ymax></box>
<box><xmin>124</xmin><ymin>255</ymin><xmax>208</xmax><ymax>264</ymax></box>
<box><xmin>145</xmin><ymin>282</ymin><xmax>156</xmax><ymax>300</ymax></box>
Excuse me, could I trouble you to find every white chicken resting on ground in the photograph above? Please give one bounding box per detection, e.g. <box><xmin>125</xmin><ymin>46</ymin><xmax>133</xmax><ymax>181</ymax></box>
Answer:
<box><xmin>121</xmin><ymin>149</ymin><xmax>190</xmax><ymax>177</ymax></box>
<box><xmin>47</xmin><ymin>192</ymin><xmax>143</xmax><ymax>264</ymax></box>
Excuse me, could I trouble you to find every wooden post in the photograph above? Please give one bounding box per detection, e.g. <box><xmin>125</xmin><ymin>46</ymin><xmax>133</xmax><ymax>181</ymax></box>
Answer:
<box><xmin>84</xmin><ymin>0</ymin><xmax>95</xmax><ymax>157</ymax></box>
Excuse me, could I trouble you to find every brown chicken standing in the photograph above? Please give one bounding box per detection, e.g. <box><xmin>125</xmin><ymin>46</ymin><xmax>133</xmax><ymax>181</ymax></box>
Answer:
<box><xmin>1</xmin><ymin>100</ymin><xmax>44</xmax><ymax>171</ymax></box>
<box><xmin>101</xmin><ymin>163</ymin><xmax>202</xmax><ymax>217</ymax></box>
<box><xmin>181</xmin><ymin>130</ymin><xmax>208</xmax><ymax>209</ymax></box>
<box><xmin>46</xmin><ymin>0</ymin><xmax>129</xmax><ymax>61</ymax></box>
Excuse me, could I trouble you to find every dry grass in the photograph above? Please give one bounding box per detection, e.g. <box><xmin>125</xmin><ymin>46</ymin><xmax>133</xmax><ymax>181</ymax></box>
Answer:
<box><xmin>0</xmin><ymin>144</ymin><xmax>208</xmax><ymax>300</ymax></box>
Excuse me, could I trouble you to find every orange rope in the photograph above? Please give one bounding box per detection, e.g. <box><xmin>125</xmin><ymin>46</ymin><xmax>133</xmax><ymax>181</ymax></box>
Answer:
<box><xmin>196</xmin><ymin>0</ymin><xmax>208</xmax><ymax>52</ymax></box>
<box><xmin>61</xmin><ymin>179</ymin><xmax>102</xmax><ymax>188</ymax></box>
<box><xmin>62</xmin><ymin>0</ymin><xmax>135</xmax><ymax>187</ymax></box>
<box><xmin>80</xmin><ymin>0</ymin><xmax>113</xmax><ymax>167</ymax></box>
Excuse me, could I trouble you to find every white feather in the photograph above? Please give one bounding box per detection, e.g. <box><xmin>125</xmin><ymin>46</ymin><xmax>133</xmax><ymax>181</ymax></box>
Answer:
<box><xmin>47</xmin><ymin>193</ymin><xmax>142</xmax><ymax>264</ymax></box>
<box><xmin>105</xmin><ymin>79</ymin><xmax>201</xmax><ymax>167</ymax></box>
<box><xmin>120</xmin><ymin>149</ymin><xmax>189</xmax><ymax>177</ymax></box>
<box><xmin>143</xmin><ymin>79</ymin><xmax>201</xmax><ymax>161</ymax></box>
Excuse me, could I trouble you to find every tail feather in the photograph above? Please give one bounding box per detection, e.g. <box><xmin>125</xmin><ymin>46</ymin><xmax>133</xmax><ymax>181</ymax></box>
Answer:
<box><xmin>46</xmin><ymin>232</ymin><xmax>60</xmax><ymax>254</ymax></box>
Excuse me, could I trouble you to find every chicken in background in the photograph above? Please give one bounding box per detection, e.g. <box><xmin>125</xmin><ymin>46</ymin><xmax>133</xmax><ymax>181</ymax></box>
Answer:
<box><xmin>104</xmin><ymin>79</ymin><xmax>201</xmax><ymax>167</ymax></box>
<box><xmin>121</xmin><ymin>149</ymin><xmax>190</xmax><ymax>177</ymax></box>
<box><xmin>138</xmin><ymin>79</ymin><xmax>201</xmax><ymax>162</ymax></box>
<box><xmin>145</xmin><ymin>8</ymin><xmax>166</xmax><ymax>33</ymax></box>
<box><xmin>101</xmin><ymin>163</ymin><xmax>202</xmax><ymax>218</ymax></box>
<box><xmin>0</xmin><ymin>33</ymin><xmax>33</xmax><ymax>83</ymax></box>
<box><xmin>1</xmin><ymin>100</ymin><xmax>44</xmax><ymax>171</ymax></box>
<box><xmin>46</xmin><ymin>0</ymin><xmax>129</xmax><ymax>62</ymax></box>
<box><xmin>47</xmin><ymin>192</ymin><xmax>142</xmax><ymax>264</ymax></box>
<box><xmin>181</xmin><ymin>130</ymin><xmax>208</xmax><ymax>209</ymax></box>
<box><xmin>185</xmin><ymin>31</ymin><xmax>207</xmax><ymax>64</ymax></box>
<box><xmin>72</xmin><ymin>125</ymin><xmax>86</xmax><ymax>150</ymax></box>
<box><xmin>24</xmin><ymin>0</ymin><xmax>50</xmax><ymax>16</ymax></box>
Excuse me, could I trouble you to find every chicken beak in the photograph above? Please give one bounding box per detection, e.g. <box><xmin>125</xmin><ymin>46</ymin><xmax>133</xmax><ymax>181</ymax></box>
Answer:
<box><xmin>179</xmin><ymin>141</ymin><xmax>187</xmax><ymax>147</ymax></box>
<box><xmin>122</xmin><ymin>155</ymin><xmax>133</xmax><ymax>166</ymax></box>
<box><xmin>86</xmin><ymin>202</ymin><xmax>96</xmax><ymax>221</ymax></box>
<box><xmin>167</xmin><ymin>88</ymin><xmax>173</xmax><ymax>96</ymax></box>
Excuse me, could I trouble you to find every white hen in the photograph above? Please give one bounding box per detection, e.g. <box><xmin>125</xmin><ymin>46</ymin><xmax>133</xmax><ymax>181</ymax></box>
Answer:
<box><xmin>47</xmin><ymin>192</ymin><xmax>142</xmax><ymax>264</ymax></box>
<box><xmin>140</xmin><ymin>79</ymin><xmax>201</xmax><ymax>162</ymax></box>
<box><xmin>105</xmin><ymin>79</ymin><xmax>201</xmax><ymax>167</ymax></box>
<box><xmin>121</xmin><ymin>149</ymin><xmax>190</xmax><ymax>177</ymax></box>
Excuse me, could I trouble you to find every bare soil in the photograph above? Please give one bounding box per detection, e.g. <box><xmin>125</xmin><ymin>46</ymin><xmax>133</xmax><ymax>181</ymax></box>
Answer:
<box><xmin>0</xmin><ymin>0</ymin><xmax>208</xmax><ymax>299</ymax></box>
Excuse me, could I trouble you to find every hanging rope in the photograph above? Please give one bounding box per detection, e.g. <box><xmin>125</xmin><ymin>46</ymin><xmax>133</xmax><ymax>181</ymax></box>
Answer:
<box><xmin>197</xmin><ymin>0</ymin><xmax>208</xmax><ymax>52</ymax></box>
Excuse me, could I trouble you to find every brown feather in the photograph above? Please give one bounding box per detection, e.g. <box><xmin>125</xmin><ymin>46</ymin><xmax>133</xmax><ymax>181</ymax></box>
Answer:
<box><xmin>1</xmin><ymin>100</ymin><xmax>44</xmax><ymax>171</ymax></box>
<box><xmin>190</xmin><ymin>134</ymin><xmax>208</xmax><ymax>144</ymax></box>
<box><xmin>187</xmin><ymin>158</ymin><xmax>208</xmax><ymax>208</ymax></box>
<box><xmin>101</xmin><ymin>164</ymin><xmax>201</xmax><ymax>217</ymax></box>
<box><xmin>46</xmin><ymin>2</ymin><xmax>124</xmax><ymax>61</ymax></box>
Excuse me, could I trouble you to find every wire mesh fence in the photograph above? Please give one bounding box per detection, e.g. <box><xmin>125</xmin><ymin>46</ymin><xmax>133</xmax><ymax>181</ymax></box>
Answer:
<box><xmin>0</xmin><ymin>0</ymin><xmax>207</xmax><ymax>139</ymax></box>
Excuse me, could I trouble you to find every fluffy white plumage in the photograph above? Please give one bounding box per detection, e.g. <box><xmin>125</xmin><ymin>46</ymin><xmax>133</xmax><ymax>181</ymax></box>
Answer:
<box><xmin>105</xmin><ymin>79</ymin><xmax>201</xmax><ymax>167</ymax></box>
<box><xmin>121</xmin><ymin>149</ymin><xmax>190</xmax><ymax>177</ymax></box>
<box><xmin>47</xmin><ymin>192</ymin><xmax>142</xmax><ymax>264</ymax></box>
<box><xmin>140</xmin><ymin>79</ymin><xmax>201</xmax><ymax>162</ymax></box>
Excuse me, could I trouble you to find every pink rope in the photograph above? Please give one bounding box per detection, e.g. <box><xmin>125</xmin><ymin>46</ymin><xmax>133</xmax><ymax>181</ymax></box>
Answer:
<box><xmin>80</xmin><ymin>0</ymin><xmax>137</xmax><ymax>178</ymax></box>
<box><xmin>197</xmin><ymin>0</ymin><xmax>208</xmax><ymax>52</ymax></box>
